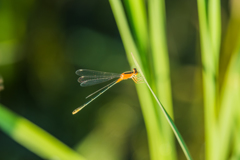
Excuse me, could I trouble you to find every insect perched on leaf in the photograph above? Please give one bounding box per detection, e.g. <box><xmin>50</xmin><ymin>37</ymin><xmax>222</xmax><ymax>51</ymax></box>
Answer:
<box><xmin>72</xmin><ymin>68</ymin><xmax>142</xmax><ymax>114</ymax></box>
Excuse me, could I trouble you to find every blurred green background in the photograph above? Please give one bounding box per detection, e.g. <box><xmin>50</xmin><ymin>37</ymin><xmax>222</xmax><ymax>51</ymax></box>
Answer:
<box><xmin>0</xmin><ymin>0</ymin><xmax>234</xmax><ymax>160</ymax></box>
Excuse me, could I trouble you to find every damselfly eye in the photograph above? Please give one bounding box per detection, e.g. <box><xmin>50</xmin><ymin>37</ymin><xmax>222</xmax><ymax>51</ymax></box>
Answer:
<box><xmin>133</xmin><ymin>68</ymin><xmax>138</xmax><ymax>73</ymax></box>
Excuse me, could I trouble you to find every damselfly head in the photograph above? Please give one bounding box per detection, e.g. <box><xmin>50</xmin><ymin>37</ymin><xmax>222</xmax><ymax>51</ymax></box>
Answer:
<box><xmin>133</xmin><ymin>68</ymin><xmax>138</xmax><ymax>74</ymax></box>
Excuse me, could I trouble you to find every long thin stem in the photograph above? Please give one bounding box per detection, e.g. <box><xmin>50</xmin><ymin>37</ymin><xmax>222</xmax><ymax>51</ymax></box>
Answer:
<box><xmin>149</xmin><ymin>0</ymin><xmax>176</xmax><ymax>159</ymax></box>
<box><xmin>109</xmin><ymin>1</ymin><xmax>170</xmax><ymax>159</ymax></box>
<box><xmin>0</xmin><ymin>104</ymin><xmax>85</xmax><ymax>160</ymax></box>
<box><xmin>197</xmin><ymin>0</ymin><xmax>218</xmax><ymax>159</ymax></box>
<box><xmin>131</xmin><ymin>53</ymin><xmax>193</xmax><ymax>160</ymax></box>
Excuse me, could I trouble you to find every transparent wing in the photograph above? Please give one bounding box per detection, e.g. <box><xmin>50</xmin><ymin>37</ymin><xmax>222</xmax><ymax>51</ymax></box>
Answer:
<box><xmin>76</xmin><ymin>69</ymin><xmax>120</xmax><ymax>77</ymax></box>
<box><xmin>79</xmin><ymin>77</ymin><xmax>119</xmax><ymax>87</ymax></box>
<box><xmin>76</xmin><ymin>69</ymin><xmax>120</xmax><ymax>87</ymax></box>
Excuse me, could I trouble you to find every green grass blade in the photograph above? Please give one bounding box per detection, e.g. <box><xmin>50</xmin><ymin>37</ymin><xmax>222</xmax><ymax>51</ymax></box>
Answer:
<box><xmin>149</xmin><ymin>0</ymin><xmax>176</xmax><ymax>159</ymax></box>
<box><xmin>220</xmin><ymin>1</ymin><xmax>240</xmax><ymax>84</ymax></box>
<box><xmin>109</xmin><ymin>1</ymin><xmax>173</xmax><ymax>159</ymax></box>
<box><xmin>108</xmin><ymin>0</ymin><xmax>140</xmax><ymax>68</ymax></box>
<box><xmin>232</xmin><ymin>68</ymin><xmax>240</xmax><ymax>159</ymax></box>
<box><xmin>208</xmin><ymin>0</ymin><xmax>221</xmax><ymax>64</ymax></box>
<box><xmin>131</xmin><ymin>53</ymin><xmax>193</xmax><ymax>160</ymax></box>
<box><xmin>0</xmin><ymin>104</ymin><xmax>85</xmax><ymax>160</ymax></box>
<box><xmin>149</xmin><ymin>0</ymin><xmax>173</xmax><ymax>115</ymax></box>
<box><xmin>123</xmin><ymin>0</ymin><xmax>148</xmax><ymax>57</ymax></box>
<box><xmin>218</xmin><ymin>6</ymin><xmax>240</xmax><ymax>156</ymax></box>
<box><xmin>218</xmin><ymin>50</ymin><xmax>240</xmax><ymax>160</ymax></box>
<box><xmin>197</xmin><ymin>0</ymin><xmax>218</xmax><ymax>159</ymax></box>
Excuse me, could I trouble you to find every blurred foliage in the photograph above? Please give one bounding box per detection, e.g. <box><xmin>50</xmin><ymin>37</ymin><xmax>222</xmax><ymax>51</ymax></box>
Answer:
<box><xmin>0</xmin><ymin>0</ymin><xmax>237</xmax><ymax>160</ymax></box>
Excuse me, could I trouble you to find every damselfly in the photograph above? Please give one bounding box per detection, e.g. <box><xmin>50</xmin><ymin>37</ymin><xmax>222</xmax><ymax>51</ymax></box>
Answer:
<box><xmin>72</xmin><ymin>68</ymin><xmax>141</xmax><ymax>114</ymax></box>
